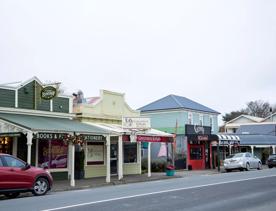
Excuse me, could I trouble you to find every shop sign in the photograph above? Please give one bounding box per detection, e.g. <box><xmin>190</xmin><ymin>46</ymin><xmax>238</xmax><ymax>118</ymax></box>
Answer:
<box><xmin>122</xmin><ymin>117</ymin><xmax>151</xmax><ymax>129</ymax></box>
<box><xmin>41</xmin><ymin>86</ymin><xmax>57</xmax><ymax>100</ymax></box>
<box><xmin>35</xmin><ymin>133</ymin><xmax>67</xmax><ymax>140</ymax></box>
<box><xmin>185</xmin><ymin>124</ymin><xmax>211</xmax><ymax>135</ymax></box>
<box><xmin>83</xmin><ymin>135</ymin><xmax>104</xmax><ymax>141</ymax></box>
<box><xmin>137</xmin><ymin>136</ymin><xmax>172</xmax><ymax>142</ymax></box>
<box><xmin>198</xmin><ymin>135</ymin><xmax>208</xmax><ymax>141</ymax></box>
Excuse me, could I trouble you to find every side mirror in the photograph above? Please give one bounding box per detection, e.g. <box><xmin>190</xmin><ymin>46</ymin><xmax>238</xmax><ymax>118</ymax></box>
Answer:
<box><xmin>22</xmin><ymin>163</ymin><xmax>31</xmax><ymax>170</ymax></box>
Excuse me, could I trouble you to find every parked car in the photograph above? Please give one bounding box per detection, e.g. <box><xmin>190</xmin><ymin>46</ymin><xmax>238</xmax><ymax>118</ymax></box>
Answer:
<box><xmin>224</xmin><ymin>152</ymin><xmax>262</xmax><ymax>172</ymax></box>
<box><xmin>267</xmin><ymin>154</ymin><xmax>276</xmax><ymax>168</ymax></box>
<box><xmin>0</xmin><ymin>153</ymin><xmax>53</xmax><ymax>198</ymax></box>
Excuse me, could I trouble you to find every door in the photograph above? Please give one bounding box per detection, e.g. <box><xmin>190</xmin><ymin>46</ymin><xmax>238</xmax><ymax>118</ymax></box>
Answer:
<box><xmin>0</xmin><ymin>155</ymin><xmax>33</xmax><ymax>189</ymax></box>
<box><xmin>189</xmin><ymin>145</ymin><xmax>205</xmax><ymax>170</ymax></box>
<box><xmin>110</xmin><ymin>144</ymin><xmax>118</xmax><ymax>175</ymax></box>
<box><xmin>204</xmin><ymin>143</ymin><xmax>210</xmax><ymax>169</ymax></box>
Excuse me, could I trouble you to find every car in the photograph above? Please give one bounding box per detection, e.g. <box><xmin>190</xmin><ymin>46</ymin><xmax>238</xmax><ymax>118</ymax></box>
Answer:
<box><xmin>0</xmin><ymin>153</ymin><xmax>53</xmax><ymax>199</ymax></box>
<box><xmin>267</xmin><ymin>154</ymin><xmax>276</xmax><ymax>168</ymax></box>
<box><xmin>224</xmin><ymin>152</ymin><xmax>262</xmax><ymax>172</ymax></box>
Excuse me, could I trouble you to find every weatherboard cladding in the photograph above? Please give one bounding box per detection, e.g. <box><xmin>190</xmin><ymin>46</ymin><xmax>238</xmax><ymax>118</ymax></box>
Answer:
<box><xmin>18</xmin><ymin>81</ymin><xmax>34</xmax><ymax>109</ymax></box>
<box><xmin>237</xmin><ymin>124</ymin><xmax>276</xmax><ymax>136</ymax></box>
<box><xmin>53</xmin><ymin>97</ymin><xmax>69</xmax><ymax>113</ymax></box>
<box><xmin>0</xmin><ymin>88</ymin><xmax>15</xmax><ymax>107</ymax></box>
<box><xmin>139</xmin><ymin>95</ymin><xmax>219</xmax><ymax>114</ymax></box>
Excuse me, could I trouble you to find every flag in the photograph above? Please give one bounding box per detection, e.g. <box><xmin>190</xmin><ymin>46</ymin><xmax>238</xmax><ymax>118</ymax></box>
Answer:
<box><xmin>157</xmin><ymin>143</ymin><xmax>167</xmax><ymax>157</ymax></box>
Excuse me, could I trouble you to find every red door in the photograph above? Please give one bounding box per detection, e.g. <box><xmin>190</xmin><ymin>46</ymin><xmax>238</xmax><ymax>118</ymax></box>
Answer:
<box><xmin>188</xmin><ymin>145</ymin><xmax>205</xmax><ymax>170</ymax></box>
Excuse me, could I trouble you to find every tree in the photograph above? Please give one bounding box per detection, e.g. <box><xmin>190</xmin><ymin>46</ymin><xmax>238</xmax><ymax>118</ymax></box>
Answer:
<box><xmin>246</xmin><ymin>100</ymin><xmax>273</xmax><ymax>118</ymax></box>
<box><xmin>222</xmin><ymin>110</ymin><xmax>248</xmax><ymax>123</ymax></box>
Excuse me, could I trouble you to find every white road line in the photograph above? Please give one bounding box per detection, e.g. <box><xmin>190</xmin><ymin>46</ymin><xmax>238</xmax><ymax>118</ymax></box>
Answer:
<box><xmin>41</xmin><ymin>174</ymin><xmax>276</xmax><ymax>211</ymax></box>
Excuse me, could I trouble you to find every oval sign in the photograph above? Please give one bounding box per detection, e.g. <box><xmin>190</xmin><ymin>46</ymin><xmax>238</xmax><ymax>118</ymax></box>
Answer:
<box><xmin>41</xmin><ymin>86</ymin><xmax>57</xmax><ymax>100</ymax></box>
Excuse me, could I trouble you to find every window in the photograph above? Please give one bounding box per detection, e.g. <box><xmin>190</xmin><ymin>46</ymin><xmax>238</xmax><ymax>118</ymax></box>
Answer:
<box><xmin>86</xmin><ymin>142</ymin><xmax>104</xmax><ymax>165</ymax></box>
<box><xmin>3</xmin><ymin>156</ymin><xmax>25</xmax><ymax>168</ymax></box>
<box><xmin>190</xmin><ymin>147</ymin><xmax>202</xmax><ymax>160</ymax></box>
<box><xmin>38</xmin><ymin>139</ymin><xmax>68</xmax><ymax>169</ymax></box>
<box><xmin>188</xmin><ymin>112</ymin><xmax>193</xmax><ymax>125</ymax></box>
<box><xmin>210</xmin><ymin>116</ymin><xmax>213</xmax><ymax>131</ymax></box>
<box><xmin>124</xmin><ymin>143</ymin><xmax>137</xmax><ymax>163</ymax></box>
<box><xmin>0</xmin><ymin>157</ymin><xmax>3</xmax><ymax>166</ymax></box>
<box><xmin>199</xmin><ymin>115</ymin><xmax>203</xmax><ymax>126</ymax></box>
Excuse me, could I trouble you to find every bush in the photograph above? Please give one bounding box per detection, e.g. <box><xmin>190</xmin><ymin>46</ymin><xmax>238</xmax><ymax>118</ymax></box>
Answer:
<box><xmin>141</xmin><ymin>158</ymin><xmax>167</xmax><ymax>172</ymax></box>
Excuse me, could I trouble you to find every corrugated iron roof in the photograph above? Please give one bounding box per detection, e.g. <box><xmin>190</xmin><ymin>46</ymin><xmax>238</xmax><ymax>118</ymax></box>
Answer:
<box><xmin>138</xmin><ymin>94</ymin><xmax>220</xmax><ymax>114</ymax></box>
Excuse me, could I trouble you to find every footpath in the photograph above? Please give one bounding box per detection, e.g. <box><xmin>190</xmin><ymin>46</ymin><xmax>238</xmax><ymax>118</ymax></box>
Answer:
<box><xmin>52</xmin><ymin>169</ymin><xmax>222</xmax><ymax>192</ymax></box>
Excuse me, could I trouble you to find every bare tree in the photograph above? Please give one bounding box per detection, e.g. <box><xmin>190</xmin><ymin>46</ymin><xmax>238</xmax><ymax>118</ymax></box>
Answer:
<box><xmin>246</xmin><ymin>100</ymin><xmax>271</xmax><ymax>118</ymax></box>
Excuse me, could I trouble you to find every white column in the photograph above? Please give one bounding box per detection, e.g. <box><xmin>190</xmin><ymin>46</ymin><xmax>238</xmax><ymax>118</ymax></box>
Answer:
<box><xmin>138</xmin><ymin>142</ymin><xmax>142</xmax><ymax>174</ymax></box>
<box><xmin>12</xmin><ymin>137</ymin><xmax>18</xmax><ymax>156</ymax></box>
<box><xmin>251</xmin><ymin>146</ymin><xmax>254</xmax><ymax>156</ymax></box>
<box><xmin>35</xmin><ymin>138</ymin><xmax>39</xmax><ymax>167</ymax></box>
<box><xmin>148</xmin><ymin>142</ymin><xmax>151</xmax><ymax>177</ymax></box>
<box><xmin>27</xmin><ymin>132</ymin><xmax>33</xmax><ymax>164</ymax></box>
<box><xmin>70</xmin><ymin>143</ymin><xmax>75</xmax><ymax>187</ymax></box>
<box><xmin>118</xmin><ymin>135</ymin><xmax>123</xmax><ymax>180</ymax></box>
<box><xmin>273</xmin><ymin>146</ymin><xmax>276</xmax><ymax>154</ymax></box>
<box><xmin>15</xmin><ymin>89</ymin><xmax>18</xmax><ymax>108</ymax></box>
<box><xmin>229</xmin><ymin>145</ymin><xmax>232</xmax><ymax>155</ymax></box>
<box><xmin>106</xmin><ymin>135</ymin><xmax>111</xmax><ymax>183</ymax></box>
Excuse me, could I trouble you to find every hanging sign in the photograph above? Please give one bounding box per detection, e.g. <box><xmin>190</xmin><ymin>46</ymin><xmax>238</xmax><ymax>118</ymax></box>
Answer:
<box><xmin>122</xmin><ymin>117</ymin><xmax>151</xmax><ymax>129</ymax></box>
<box><xmin>41</xmin><ymin>86</ymin><xmax>57</xmax><ymax>100</ymax></box>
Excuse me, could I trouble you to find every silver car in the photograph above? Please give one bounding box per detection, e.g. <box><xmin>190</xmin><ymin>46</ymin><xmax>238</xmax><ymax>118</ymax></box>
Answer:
<box><xmin>224</xmin><ymin>152</ymin><xmax>262</xmax><ymax>172</ymax></box>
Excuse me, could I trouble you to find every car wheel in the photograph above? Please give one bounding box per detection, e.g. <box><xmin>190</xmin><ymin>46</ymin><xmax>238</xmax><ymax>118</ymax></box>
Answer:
<box><xmin>246</xmin><ymin>163</ymin><xmax>250</xmax><ymax>171</ymax></box>
<box><xmin>4</xmin><ymin>192</ymin><xmax>20</xmax><ymax>199</ymax></box>
<box><xmin>33</xmin><ymin>177</ymin><xmax>49</xmax><ymax>196</ymax></box>
<box><xmin>257</xmin><ymin>162</ymin><xmax>262</xmax><ymax>170</ymax></box>
<box><xmin>226</xmin><ymin>169</ymin><xmax>232</xmax><ymax>172</ymax></box>
<box><xmin>268</xmin><ymin>165</ymin><xmax>273</xmax><ymax>168</ymax></box>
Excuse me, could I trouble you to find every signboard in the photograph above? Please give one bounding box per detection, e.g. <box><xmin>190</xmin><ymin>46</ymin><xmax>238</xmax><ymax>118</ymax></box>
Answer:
<box><xmin>122</xmin><ymin>117</ymin><xmax>151</xmax><ymax>129</ymax></box>
<box><xmin>35</xmin><ymin>133</ymin><xmax>67</xmax><ymax>140</ymax></box>
<box><xmin>83</xmin><ymin>135</ymin><xmax>105</xmax><ymax>141</ymax></box>
<box><xmin>136</xmin><ymin>135</ymin><xmax>172</xmax><ymax>143</ymax></box>
<box><xmin>41</xmin><ymin>86</ymin><xmax>57</xmax><ymax>100</ymax></box>
<box><xmin>185</xmin><ymin>124</ymin><xmax>211</xmax><ymax>135</ymax></box>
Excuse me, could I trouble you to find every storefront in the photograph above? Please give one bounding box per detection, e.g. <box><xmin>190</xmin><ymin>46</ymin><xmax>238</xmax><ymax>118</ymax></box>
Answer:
<box><xmin>185</xmin><ymin>125</ymin><xmax>218</xmax><ymax>170</ymax></box>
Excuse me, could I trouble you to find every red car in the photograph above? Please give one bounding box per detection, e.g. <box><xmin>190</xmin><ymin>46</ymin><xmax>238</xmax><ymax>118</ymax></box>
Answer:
<box><xmin>0</xmin><ymin>153</ymin><xmax>53</xmax><ymax>198</ymax></box>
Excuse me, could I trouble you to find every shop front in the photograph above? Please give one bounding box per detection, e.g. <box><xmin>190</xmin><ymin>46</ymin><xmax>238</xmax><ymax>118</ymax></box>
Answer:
<box><xmin>185</xmin><ymin>125</ymin><xmax>218</xmax><ymax>170</ymax></box>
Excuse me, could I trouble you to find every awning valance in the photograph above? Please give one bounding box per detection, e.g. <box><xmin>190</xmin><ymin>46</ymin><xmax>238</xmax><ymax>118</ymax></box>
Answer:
<box><xmin>217</xmin><ymin>134</ymin><xmax>240</xmax><ymax>145</ymax></box>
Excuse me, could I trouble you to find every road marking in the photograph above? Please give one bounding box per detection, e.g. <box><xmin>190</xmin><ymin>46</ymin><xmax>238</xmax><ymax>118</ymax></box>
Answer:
<box><xmin>41</xmin><ymin>174</ymin><xmax>276</xmax><ymax>211</ymax></box>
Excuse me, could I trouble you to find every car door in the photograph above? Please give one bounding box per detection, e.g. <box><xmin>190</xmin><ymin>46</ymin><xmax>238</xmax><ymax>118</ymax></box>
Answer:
<box><xmin>0</xmin><ymin>156</ymin><xmax>10</xmax><ymax>189</ymax></box>
<box><xmin>1</xmin><ymin>155</ymin><xmax>33</xmax><ymax>189</ymax></box>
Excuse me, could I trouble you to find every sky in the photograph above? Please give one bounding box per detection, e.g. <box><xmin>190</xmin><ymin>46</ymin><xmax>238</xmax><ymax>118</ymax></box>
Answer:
<box><xmin>1</xmin><ymin>1</ymin><xmax>276</xmax><ymax>125</ymax></box>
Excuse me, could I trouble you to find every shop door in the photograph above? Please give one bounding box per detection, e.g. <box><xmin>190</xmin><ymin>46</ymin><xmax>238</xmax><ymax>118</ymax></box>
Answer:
<box><xmin>110</xmin><ymin>144</ymin><xmax>118</xmax><ymax>175</ymax></box>
<box><xmin>189</xmin><ymin>145</ymin><xmax>205</xmax><ymax>170</ymax></box>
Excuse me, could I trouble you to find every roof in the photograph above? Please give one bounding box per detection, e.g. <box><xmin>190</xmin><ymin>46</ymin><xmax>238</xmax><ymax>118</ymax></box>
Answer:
<box><xmin>226</xmin><ymin>115</ymin><xmax>264</xmax><ymax>125</ymax></box>
<box><xmin>83</xmin><ymin>122</ymin><xmax>174</xmax><ymax>137</ymax></box>
<box><xmin>138</xmin><ymin>94</ymin><xmax>220</xmax><ymax>114</ymax></box>
<box><xmin>239</xmin><ymin>134</ymin><xmax>276</xmax><ymax>145</ymax></box>
<box><xmin>263</xmin><ymin>112</ymin><xmax>276</xmax><ymax>121</ymax></box>
<box><xmin>0</xmin><ymin>113</ymin><xmax>110</xmax><ymax>134</ymax></box>
<box><xmin>237</xmin><ymin>124</ymin><xmax>276</xmax><ymax>136</ymax></box>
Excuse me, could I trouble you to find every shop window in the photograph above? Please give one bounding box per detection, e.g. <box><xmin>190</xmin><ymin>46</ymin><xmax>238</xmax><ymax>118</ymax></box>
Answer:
<box><xmin>210</xmin><ymin>116</ymin><xmax>213</xmax><ymax>131</ymax></box>
<box><xmin>188</xmin><ymin>112</ymin><xmax>193</xmax><ymax>124</ymax></box>
<box><xmin>38</xmin><ymin>139</ymin><xmax>68</xmax><ymax>169</ymax></box>
<box><xmin>86</xmin><ymin>142</ymin><xmax>104</xmax><ymax>165</ymax></box>
<box><xmin>190</xmin><ymin>147</ymin><xmax>202</xmax><ymax>160</ymax></box>
<box><xmin>124</xmin><ymin>143</ymin><xmax>137</xmax><ymax>163</ymax></box>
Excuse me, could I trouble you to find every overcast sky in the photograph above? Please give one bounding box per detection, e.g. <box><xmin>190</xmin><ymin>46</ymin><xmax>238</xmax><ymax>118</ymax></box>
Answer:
<box><xmin>1</xmin><ymin>1</ymin><xmax>276</xmax><ymax>124</ymax></box>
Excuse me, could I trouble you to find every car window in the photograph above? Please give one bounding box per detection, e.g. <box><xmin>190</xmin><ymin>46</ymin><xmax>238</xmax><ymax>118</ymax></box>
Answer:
<box><xmin>246</xmin><ymin>153</ymin><xmax>251</xmax><ymax>158</ymax></box>
<box><xmin>3</xmin><ymin>156</ymin><xmax>25</xmax><ymax>168</ymax></box>
<box><xmin>0</xmin><ymin>157</ymin><xmax>3</xmax><ymax>166</ymax></box>
<box><xmin>233</xmin><ymin>153</ymin><xmax>243</xmax><ymax>158</ymax></box>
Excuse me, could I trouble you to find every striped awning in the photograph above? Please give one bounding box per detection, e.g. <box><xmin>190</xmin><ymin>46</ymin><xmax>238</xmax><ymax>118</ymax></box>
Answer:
<box><xmin>217</xmin><ymin>134</ymin><xmax>240</xmax><ymax>145</ymax></box>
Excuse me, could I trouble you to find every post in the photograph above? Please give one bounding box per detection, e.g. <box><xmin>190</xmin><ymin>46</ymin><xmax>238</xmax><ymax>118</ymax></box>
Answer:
<box><xmin>70</xmin><ymin>143</ymin><xmax>75</xmax><ymax>187</ymax></box>
<box><xmin>12</xmin><ymin>137</ymin><xmax>18</xmax><ymax>157</ymax></box>
<box><xmin>27</xmin><ymin>132</ymin><xmax>33</xmax><ymax>164</ymax></box>
<box><xmin>118</xmin><ymin>135</ymin><xmax>123</xmax><ymax>180</ymax></box>
<box><xmin>138</xmin><ymin>142</ymin><xmax>142</xmax><ymax>174</ymax></box>
<box><xmin>217</xmin><ymin>140</ymin><xmax>220</xmax><ymax>172</ymax></box>
<box><xmin>148</xmin><ymin>142</ymin><xmax>151</xmax><ymax>177</ymax></box>
<box><xmin>106</xmin><ymin>135</ymin><xmax>111</xmax><ymax>183</ymax></box>
<box><xmin>251</xmin><ymin>146</ymin><xmax>254</xmax><ymax>156</ymax></box>
<box><xmin>273</xmin><ymin>146</ymin><xmax>276</xmax><ymax>154</ymax></box>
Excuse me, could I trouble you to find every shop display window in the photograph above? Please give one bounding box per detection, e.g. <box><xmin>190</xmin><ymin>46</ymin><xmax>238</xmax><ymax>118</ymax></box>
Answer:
<box><xmin>38</xmin><ymin>139</ymin><xmax>68</xmax><ymax>169</ymax></box>
<box><xmin>190</xmin><ymin>146</ymin><xmax>203</xmax><ymax>160</ymax></box>
<box><xmin>124</xmin><ymin>143</ymin><xmax>137</xmax><ymax>163</ymax></box>
<box><xmin>86</xmin><ymin>142</ymin><xmax>104</xmax><ymax>165</ymax></box>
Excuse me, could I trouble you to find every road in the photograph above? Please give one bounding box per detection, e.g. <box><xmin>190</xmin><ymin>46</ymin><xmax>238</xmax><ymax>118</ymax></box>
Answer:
<box><xmin>1</xmin><ymin>169</ymin><xmax>276</xmax><ymax>211</ymax></box>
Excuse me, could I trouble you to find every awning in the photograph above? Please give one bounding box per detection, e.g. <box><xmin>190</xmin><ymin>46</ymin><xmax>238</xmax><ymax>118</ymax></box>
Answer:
<box><xmin>84</xmin><ymin>122</ymin><xmax>174</xmax><ymax>142</ymax></box>
<box><xmin>0</xmin><ymin>112</ymin><xmax>110</xmax><ymax>135</ymax></box>
<box><xmin>217</xmin><ymin>134</ymin><xmax>240</xmax><ymax>145</ymax></box>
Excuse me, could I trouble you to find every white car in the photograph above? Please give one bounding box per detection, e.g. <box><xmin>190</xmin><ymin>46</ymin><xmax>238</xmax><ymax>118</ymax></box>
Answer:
<box><xmin>224</xmin><ymin>152</ymin><xmax>262</xmax><ymax>172</ymax></box>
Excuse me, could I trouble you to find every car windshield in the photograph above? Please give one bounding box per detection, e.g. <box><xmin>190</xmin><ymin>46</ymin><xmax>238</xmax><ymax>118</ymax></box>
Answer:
<box><xmin>232</xmin><ymin>153</ymin><xmax>244</xmax><ymax>158</ymax></box>
<box><xmin>226</xmin><ymin>155</ymin><xmax>235</xmax><ymax>159</ymax></box>
<box><xmin>269</xmin><ymin>154</ymin><xmax>276</xmax><ymax>159</ymax></box>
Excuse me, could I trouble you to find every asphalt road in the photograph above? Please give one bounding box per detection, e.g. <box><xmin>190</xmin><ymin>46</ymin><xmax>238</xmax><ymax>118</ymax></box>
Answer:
<box><xmin>1</xmin><ymin>169</ymin><xmax>276</xmax><ymax>211</ymax></box>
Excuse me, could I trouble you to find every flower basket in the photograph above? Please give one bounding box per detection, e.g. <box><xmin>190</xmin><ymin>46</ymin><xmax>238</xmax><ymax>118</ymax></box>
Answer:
<box><xmin>166</xmin><ymin>165</ymin><xmax>175</xmax><ymax>176</ymax></box>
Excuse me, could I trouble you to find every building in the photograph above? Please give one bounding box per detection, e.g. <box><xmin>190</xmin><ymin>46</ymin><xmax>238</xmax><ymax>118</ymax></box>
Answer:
<box><xmin>139</xmin><ymin>94</ymin><xmax>220</xmax><ymax>170</ymax></box>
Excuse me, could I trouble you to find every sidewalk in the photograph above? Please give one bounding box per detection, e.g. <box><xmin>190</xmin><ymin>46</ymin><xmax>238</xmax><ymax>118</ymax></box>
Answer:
<box><xmin>52</xmin><ymin>169</ymin><xmax>221</xmax><ymax>192</ymax></box>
